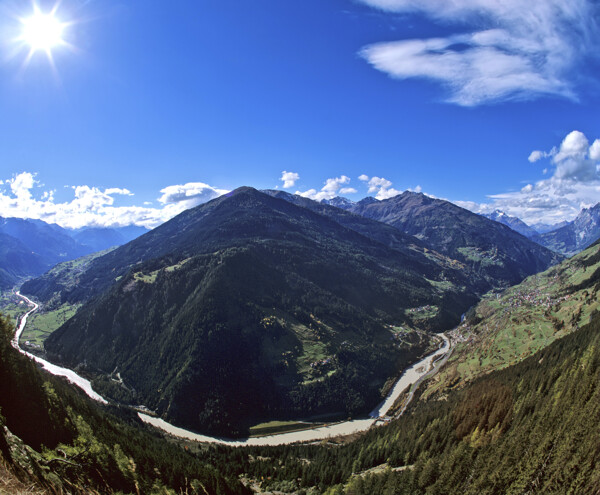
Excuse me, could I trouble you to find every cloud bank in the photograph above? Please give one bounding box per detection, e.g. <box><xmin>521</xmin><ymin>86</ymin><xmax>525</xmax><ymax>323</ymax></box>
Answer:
<box><xmin>457</xmin><ymin>130</ymin><xmax>600</xmax><ymax>225</ymax></box>
<box><xmin>296</xmin><ymin>175</ymin><xmax>357</xmax><ymax>201</ymax></box>
<box><xmin>0</xmin><ymin>172</ymin><xmax>227</xmax><ymax>229</ymax></box>
<box><xmin>359</xmin><ymin>0</ymin><xmax>599</xmax><ymax>105</ymax></box>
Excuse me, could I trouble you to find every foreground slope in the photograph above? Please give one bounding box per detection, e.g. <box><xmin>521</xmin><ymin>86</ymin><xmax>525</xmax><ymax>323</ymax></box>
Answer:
<box><xmin>207</xmin><ymin>249</ymin><xmax>600</xmax><ymax>494</ymax></box>
<box><xmin>231</xmin><ymin>310</ymin><xmax>600</xmax><ymax>494</ymax></box>
<box><xmin>34</xmin><ymin>187</ymin><xmax>479</xmax><ymax>436</ymax></box>
<box><xmin>349</xmin><ymin>191</ymin><xmax>562</xmax><ymax>288</ymax></box>
<box><xmin>0</xmin><ymin>314</ymin><xmax>248</xmax><ymax>495</ymax></box>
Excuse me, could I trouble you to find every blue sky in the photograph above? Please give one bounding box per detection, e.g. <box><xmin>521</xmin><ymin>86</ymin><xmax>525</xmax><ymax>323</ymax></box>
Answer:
<box><xmin>0</xmin><ymin>0</ymin><xmax>599</xmax><ymax>228</ymax></box>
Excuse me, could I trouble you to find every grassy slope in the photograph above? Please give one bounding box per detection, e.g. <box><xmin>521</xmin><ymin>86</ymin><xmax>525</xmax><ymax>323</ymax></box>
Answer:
<box><xmin>422</xmin><ymin>240</ymin><xmax>600</xmax><ymax>399</ymax></box>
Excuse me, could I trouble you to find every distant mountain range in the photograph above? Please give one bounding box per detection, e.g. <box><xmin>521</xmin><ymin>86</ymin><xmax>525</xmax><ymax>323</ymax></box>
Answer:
<box><xmin>533</xmin><ymin>203</ymin><xmax>600</xmax><ymax>256</ymax></box>
<box><xmin>0</xmin><ymin>217</ymin><xmax>91</xmax><ymax>288</ymax></box>
<box><xmin>0</xmin><ymin>217</ymin><xmax>148</xmax><ymax>289</ymax></box>
<box><xmin>322</xmin><ymin>194</ymin><xmax>600</xmax><ymax>258</ymax></box>
<box><xmin>482</xmin><ymin>210</ymin><xmax>538</xmax><ymax>238</ymax></box>
<box><xmin>69</xmin><ymin>225</ymin><xmax>149</xmax><ymax>252</ymax></box>
<box><xmin>283</xmin><ymin>191</ymin><xmax>562</xmax><ymax>291</ymax></box>
<box><xmin>343</xmin><ymin>191</ymin><xmax>562</xmax><ymax>288</ymax></box>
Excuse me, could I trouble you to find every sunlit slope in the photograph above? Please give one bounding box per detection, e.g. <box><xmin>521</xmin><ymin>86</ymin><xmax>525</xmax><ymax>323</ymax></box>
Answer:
<box><xmin>424</xmin><ymin>238</ymin><xmax>600</xmax><ymax>398</ymax></box>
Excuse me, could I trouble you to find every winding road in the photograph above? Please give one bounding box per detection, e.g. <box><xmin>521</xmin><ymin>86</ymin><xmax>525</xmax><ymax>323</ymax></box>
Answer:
<box><xmin>12</xmin><ymin>291</ymin><xmax>450</xmax><ymax>446</ymax></box>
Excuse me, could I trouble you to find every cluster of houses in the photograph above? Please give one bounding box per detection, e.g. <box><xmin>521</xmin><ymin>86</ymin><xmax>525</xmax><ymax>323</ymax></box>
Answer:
<box><xmin>503</xmin><ymin>289</ymin><xmax>570</xmax><ymax>311</ymax></box>
<box><xmin>406</xmin><ymin>304</ymin><xmax>436</xmax><ymax>314</ymax></box>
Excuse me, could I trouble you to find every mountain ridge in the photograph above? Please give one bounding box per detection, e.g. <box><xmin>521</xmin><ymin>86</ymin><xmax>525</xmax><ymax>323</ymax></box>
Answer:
<box><xmin>34</xmin><ymin>187</ymin><xmax>479</xmax><ymax>436</ymax></box>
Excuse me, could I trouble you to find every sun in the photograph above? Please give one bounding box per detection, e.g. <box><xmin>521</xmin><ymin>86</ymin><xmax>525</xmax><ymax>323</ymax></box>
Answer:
<box><xmin>19</xmin><ymin>6</ymin><xmax>66</xmax><ymax>56</ymax></box>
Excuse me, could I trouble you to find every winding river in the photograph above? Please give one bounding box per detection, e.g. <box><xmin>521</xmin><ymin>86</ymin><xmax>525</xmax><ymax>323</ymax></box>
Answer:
<box><xmin>12</xmin><ymin>292</ymin><xmax>107</xmax><ymax>404</ymax></box>
<box><xmin>12</xmin><ymin>291</ymin><xmax>450</xmax><ymax>447</ymax></box>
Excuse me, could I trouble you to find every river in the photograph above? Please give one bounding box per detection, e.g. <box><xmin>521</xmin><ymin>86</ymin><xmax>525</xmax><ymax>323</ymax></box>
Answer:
<box><xmin>12</xmin><ymin>291</ymin><xmax>449</xmax><ymax>447</ymax></box>
<box><xmin>138</xmin><ymin>334</ymin><xmax>450</xmax><ymax>446</ymax></box>
<box><xmin>12</xmin><ymin>292</ymin><xmax>107</xmax><ymax>404</ymax></box>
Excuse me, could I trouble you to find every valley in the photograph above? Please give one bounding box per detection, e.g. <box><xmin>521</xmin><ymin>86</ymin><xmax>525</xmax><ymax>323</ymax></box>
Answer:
<box><xmin>1</xmin><ymin>188</ymin><xmax>599</xmax><ymax>494</ymax></box>
<box><xmin>11</xmin><ymin>288</ymin><xmax>451</xmax><ymax>446</ymax></box>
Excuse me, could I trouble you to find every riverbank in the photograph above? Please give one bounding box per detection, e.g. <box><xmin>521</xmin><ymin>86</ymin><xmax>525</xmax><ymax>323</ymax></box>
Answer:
<box><xmin>138</xmin><ymin>335</ymin><xmax>450</xmax><ymax>446</ymax></box>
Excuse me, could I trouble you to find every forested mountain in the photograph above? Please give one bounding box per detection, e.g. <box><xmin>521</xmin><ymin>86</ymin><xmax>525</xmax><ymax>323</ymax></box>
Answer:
<box><xmin>347</xmin><ymin>191</ymin><xmax>562</xmax><ymax>288</ymax></box>
<box><xmin>27</xmin><ymin>187</ymin><xmax>484</xmax><ymax>436</ymax></box>
<box><xmin>533</xmin><ymin>202</ymin><xmax>600</xmax><ymax>256</ymax></box>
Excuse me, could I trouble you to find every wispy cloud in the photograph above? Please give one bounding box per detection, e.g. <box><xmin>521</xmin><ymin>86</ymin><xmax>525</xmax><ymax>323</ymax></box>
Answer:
<box><xmin>456</xmin><ymin>130</ymin><xmax>600</xmax><ymax>224</ymax></box>
<box><xmin>0</xmin><ymin>172</ymin><xmax>227</xmax><ymax>229</ymax></box>
<box><xmin>358</xmin><ymin>0</ymin><xmax>599</xmax><ymax>105</ymax></box>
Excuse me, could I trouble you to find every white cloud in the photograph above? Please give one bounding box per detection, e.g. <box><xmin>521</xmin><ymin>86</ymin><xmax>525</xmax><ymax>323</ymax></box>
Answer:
<box><xmin>158</xmin><ymin>182</ymin><xmax>227</xmax><ymax>206</ymax></box>
<box><xmin>359</xmin><ymin>174</ymin><xmax>402</xmax><ymax>200</ymax></box>
<box><xmin>9</xmin><ymin>171</ymin><xmax>36</xmax><ymax>201</ymax></box>
<box><xmin>105</xmin><ymin>187</ymin><xmax>133</xmax><ymax>196</ymax></box>
<box><xmin>590</xmin><ymin>139</ymin><xmax>600</xmax><ymax>161</ymax></box>
<box><xmin>358</xmin><ymin>0</ymin><xmax>598</xmax><ymax>106</ymax></box>
<box><xmin>280</xmin><ymin>171</ymin><xmax>299</xmax><ymax>189</ymax></box>
<box><xmin>528</xmin><ymin>150</ymin><xmax>544</xmax><ymax>163</ymax></box>
<box><xmin>0</xmin><ymin>172</ymin><xmax>228</xmax><ymax>229</ymax></box>
<box><xmin>296</xmin><ymin>175</ymin><xmax>354</xmax><ymax>201</ymax></box>
<box><xmin>456</xmin><ymin>130</ymin><xmax>600</xmax><ymax>225</ymax></box>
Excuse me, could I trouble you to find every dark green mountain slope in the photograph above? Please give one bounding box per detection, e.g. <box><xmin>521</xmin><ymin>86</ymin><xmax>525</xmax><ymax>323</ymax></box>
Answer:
<box><xmin>264</xmin><ymin>189</ymin><xmax>491</xmax><ymax>293</ymax></box>
<box><xmin>37</xmin><ymin>188</ymin><xmax>479</xmax><ymax>436</ymax></box>
<box><xmin>349</xmin><ymin>191</ymin><xmax>562</xmax><ymax>288</ymax></box>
